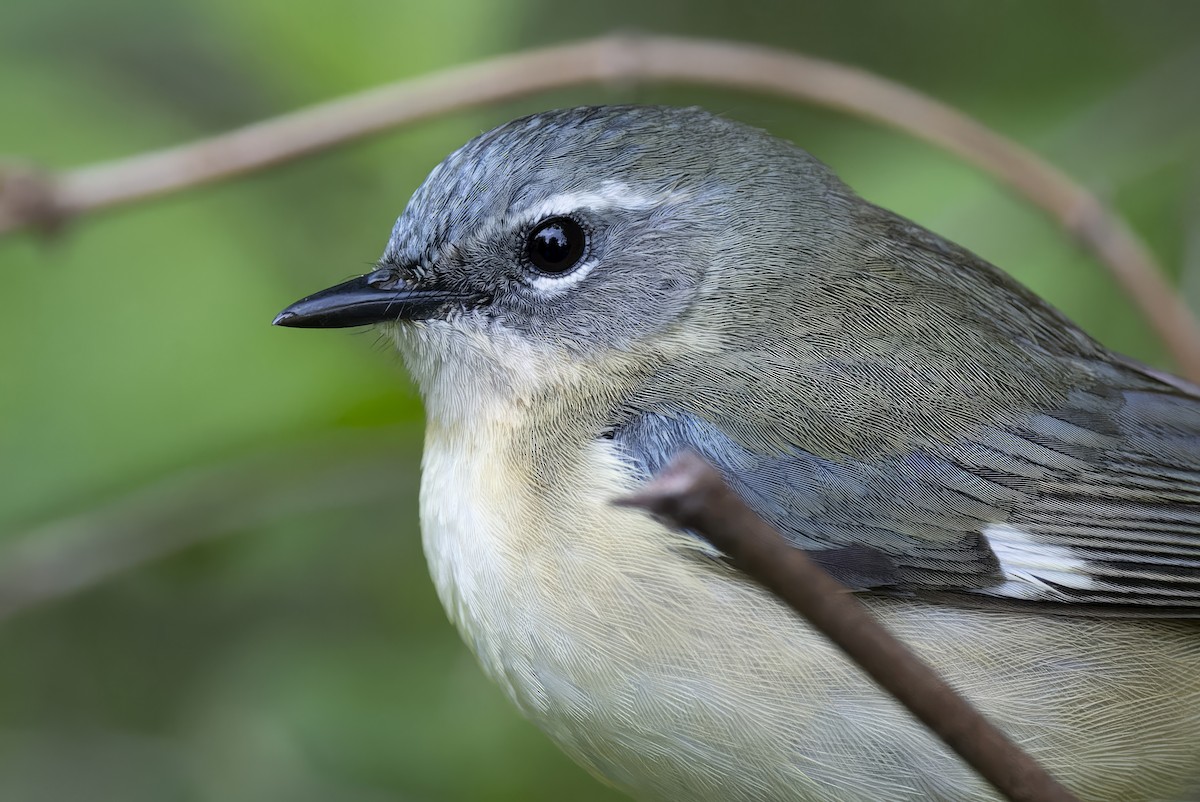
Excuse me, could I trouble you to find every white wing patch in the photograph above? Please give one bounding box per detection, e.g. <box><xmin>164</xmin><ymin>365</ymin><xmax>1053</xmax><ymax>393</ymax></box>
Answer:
<box><xmin>981</xmin><ymin>522</ymin><xmax>1096</xmax><ymax>600</ymax></box>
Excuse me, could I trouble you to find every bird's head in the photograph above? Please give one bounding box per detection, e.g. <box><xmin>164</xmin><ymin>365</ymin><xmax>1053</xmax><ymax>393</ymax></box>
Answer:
<box><xmin>275</xmin><ymin>106</ymin><xmax>858</xmax><ymax>423</ymax></box>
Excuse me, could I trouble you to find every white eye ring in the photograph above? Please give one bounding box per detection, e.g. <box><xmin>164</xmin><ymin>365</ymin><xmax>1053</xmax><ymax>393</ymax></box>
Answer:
<box><xmin>526</xmin><ymin>258</ymin><xmax>598</xmax><ymax>295</ymax></box>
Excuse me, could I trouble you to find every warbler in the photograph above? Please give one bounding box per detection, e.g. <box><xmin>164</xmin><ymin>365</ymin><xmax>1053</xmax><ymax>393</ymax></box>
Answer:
<box><xmin>274</xmin><ymin>105</ymin><xmax>1200</xmax><ymax>802</ymax></box>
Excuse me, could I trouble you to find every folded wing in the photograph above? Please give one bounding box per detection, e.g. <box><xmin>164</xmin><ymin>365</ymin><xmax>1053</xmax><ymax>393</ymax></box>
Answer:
<box><xmin>612</xmin><ymin>364</ymin><xmax>1200</xmax><ymax>616</ymax></box>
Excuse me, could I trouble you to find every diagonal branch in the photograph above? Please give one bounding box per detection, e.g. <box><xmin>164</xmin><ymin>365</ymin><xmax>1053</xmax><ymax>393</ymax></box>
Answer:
<box><xmin>2</xmin><ymin>34</ymin><xmax>1196</xmax><ymax>379</ymax></box>
<box><xmin>618</xmin><ymin>451</ymin><xmax>1081</xmax><ymax>802</ymax></box>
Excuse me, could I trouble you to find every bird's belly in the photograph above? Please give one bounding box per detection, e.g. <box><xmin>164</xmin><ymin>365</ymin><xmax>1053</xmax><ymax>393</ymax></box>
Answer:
<box><xmin>419</xmin><ymin>432</ymin><xmax>1200</xmax><ymax>802</ymax></box>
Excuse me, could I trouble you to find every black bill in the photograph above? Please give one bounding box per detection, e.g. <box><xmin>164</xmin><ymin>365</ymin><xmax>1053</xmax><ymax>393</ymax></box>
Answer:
<box><xmin>273</xmin><ymin>268</ymin><xmax>460</xmax><ymax>328</ymax></box>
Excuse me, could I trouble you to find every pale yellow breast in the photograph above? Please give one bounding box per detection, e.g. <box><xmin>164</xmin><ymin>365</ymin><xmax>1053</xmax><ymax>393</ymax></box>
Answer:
<box><xmin>419</xmin><ymin>417</ymin><xmax>1200</xmax><ymax>802</ymax></box>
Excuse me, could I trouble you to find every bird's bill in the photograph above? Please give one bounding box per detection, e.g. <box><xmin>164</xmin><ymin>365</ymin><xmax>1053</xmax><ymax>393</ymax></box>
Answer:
<box><xmin>272</xmin><ymin>269</ymin><xmax>457</xmax><ymax>328</ymax></box>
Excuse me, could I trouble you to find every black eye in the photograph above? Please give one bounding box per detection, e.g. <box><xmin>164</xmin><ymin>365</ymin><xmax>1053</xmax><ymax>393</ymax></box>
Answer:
<box><xmin>526</xmin><ymin>216</ymin><xmax>586</xmax><ymax>274</ymax></box>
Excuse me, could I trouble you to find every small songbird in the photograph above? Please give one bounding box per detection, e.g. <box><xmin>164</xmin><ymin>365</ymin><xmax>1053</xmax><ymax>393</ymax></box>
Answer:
<box><xmin>274</xmin><ymin>106</ymin><xmax>1200</xmax><ymax>802</ymax></box>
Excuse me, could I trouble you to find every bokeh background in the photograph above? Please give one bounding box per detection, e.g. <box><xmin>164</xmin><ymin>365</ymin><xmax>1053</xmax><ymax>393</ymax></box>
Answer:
<box><xmin>3</xmin><ymin>2</ymin><xmax>1200</xmax><ymax>800</ymax></box>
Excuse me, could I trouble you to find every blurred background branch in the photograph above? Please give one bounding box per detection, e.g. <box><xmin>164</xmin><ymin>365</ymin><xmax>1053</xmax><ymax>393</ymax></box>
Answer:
<box><xmin>2</xmin><ymin>34</ymin><xmax>1198</xmax><ymax>380</ymax></box>
<box><xmin>0</xmin><ymin>432</ymin><xmax>411</xmax><ymax>623</ymax></box>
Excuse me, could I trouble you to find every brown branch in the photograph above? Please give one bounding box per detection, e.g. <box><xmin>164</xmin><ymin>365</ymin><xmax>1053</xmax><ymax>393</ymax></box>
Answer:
<box><xmin>2</xmin><ymin>34</ymin><xmax>1196</xmax><ymax>379</ymax></box>
<box><xmin>617</xmin><ymin>451</ymin><xmax>1081</xmax><ymax>802</ymax></box>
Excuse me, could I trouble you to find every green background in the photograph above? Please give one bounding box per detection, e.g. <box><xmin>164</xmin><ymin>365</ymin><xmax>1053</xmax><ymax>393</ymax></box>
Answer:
<box><xmin>2</xmin><ymin>1</ymin><xmax>1200</xmax><ymax>799</ymax></box>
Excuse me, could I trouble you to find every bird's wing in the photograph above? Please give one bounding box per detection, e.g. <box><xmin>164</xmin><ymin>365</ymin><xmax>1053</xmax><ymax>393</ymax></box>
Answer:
<box><xmin>611</xmin><ymin>369</ymin><xmax>1200</xmax><ymax>616</ymax></box>
<box><xmin>611</xmin><ymin>410</ymin><xmax>997</xmax><ymax>591</ymax></box>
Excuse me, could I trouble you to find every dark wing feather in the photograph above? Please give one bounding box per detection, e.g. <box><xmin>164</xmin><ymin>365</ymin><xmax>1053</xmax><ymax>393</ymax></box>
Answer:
<box><xmin>977</xmin><ymin>379</ymin><xmax>1200</xmax><ymax>611</ymax></box>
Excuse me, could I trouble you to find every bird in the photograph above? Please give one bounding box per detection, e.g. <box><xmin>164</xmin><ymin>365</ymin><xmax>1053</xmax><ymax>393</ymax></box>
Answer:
<box><xmin>274</xmin><ymin>105</ymin><xmax>1200</xmax><ymax>802</ymax></box>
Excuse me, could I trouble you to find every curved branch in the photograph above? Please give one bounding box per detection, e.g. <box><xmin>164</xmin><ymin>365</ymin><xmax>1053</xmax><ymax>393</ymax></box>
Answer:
<box><xmin>2</xmin><ymin>34</ymin><xmax>1196</xmax><ymax>378</ymax></box>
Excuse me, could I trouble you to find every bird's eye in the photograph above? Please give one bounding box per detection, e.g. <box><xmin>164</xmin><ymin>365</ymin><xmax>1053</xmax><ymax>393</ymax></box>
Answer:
<box><xmin>526</xmin><ymin>216</ymin><xmax>586</xmax><ymax>274</ymax></box>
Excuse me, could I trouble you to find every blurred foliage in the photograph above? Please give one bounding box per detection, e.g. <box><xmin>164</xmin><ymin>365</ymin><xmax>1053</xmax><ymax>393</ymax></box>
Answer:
<box><xmin>2</xmin><ymin>1</ymin><xmax>1200</xmax><ymax>800</ymax></box>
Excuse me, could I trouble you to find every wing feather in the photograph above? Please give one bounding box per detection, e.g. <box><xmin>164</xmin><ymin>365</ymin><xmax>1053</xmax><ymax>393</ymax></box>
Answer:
<box><xmin>612</xmin><ymin>368</ymin><xmax>1200</xmax><ymax>616</ymax></box>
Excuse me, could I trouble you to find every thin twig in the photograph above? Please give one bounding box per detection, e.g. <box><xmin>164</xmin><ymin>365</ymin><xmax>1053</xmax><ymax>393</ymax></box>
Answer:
<box><xmin>2</xmin><ymin>34</ymin><xmax>1196</xmax><ymax>379</ymax></box>
<box><xmin>0</xmin><ymin>434</ymin><xmax>412</xmax><ymax>622</ymax></box>
<box><xmin>617</xmin><ymin>451</ymin><xmax>1082</xmax><ymax>802</ymax></box>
